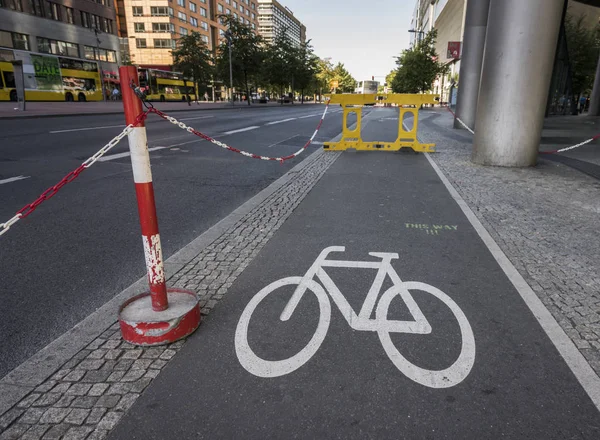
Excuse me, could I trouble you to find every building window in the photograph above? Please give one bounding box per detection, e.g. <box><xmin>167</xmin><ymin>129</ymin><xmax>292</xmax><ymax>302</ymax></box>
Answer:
<box><xmin>177</xmin><ymin>11</ymin><xmax>186</xmax><ymax>21</ymax></box>
<box><xmin>233</xmin><ymin>1</ymin><xmax>237</xmax><ymax>9</ymax></box>
<box><xmin>200</xmin><ymin>21</ymin><xmax>207</xmax><ymax>30</ymax></box>
<box><xmin>226</xmin><ymin>8</ymin><xmax>230</xmax><ymax>14</ymax></box>
<box><xmin>37</xmin><ymin>38</ymin><xmax>79</xmax><ymax>57</ymax></box>
<box><xmin>239</xmin><ymin>5</ymin><xmax>243</xmax><ymax>13</ymax></box>
<box><xmin>153</xmin><ymin>38</ymin><xmax>171</xmax><ymax>48</ymax></box>
<box><xmin>233</xmin><ymin>12</ymin><xmax>237</xmax><ymax>19</ymax></box>
<box><xmin>132</xmin><ymin>6</ymin><xmax>143</xmax><ymax>16</ymax></box>
<box><xmin>225</xmin><ymin>0</ymin><xmax>229</xmax><ymax>4</ymax></box>
<box><xmin>251</xmin><ymin>12</ymin><xmax>254</xmax><ymax>19</ymax></box>
<box><xmin>80</xmin><ymin>11</ymin><xmax>89</xmax><ymax>27</ymax></box>
<box><xmin>0</xmin><ymin>31</ymin><xmax>29</xmax><ymax>50</ymax></box>
<box><xmin>180</xmin><ymin>27</ymin><xmax>187</xmax><ymax>36</ymax></box>
<box><xmin>28</xmin><ymin>0</ymin><xmax>43</xmax><ymax>16</ymax></box>
<box><xmin>134</xmin><ymin>22</ymin><xmax>145</xmax><ymax>32</ymax></box>
<box><xmin>251</xmin><ymin>2</ymin><xmax>254</xmax><ymax>9</ymax></box>
<box><xmin>136</xmin><ymin>38</ymin><xmax>147</xmax><ymax>48</ymax></box>
<box><xmin>217</xmin><ymin>3</ymin><xmax>222</xmax><ymax>13</ymax></box>
<box><xmin>176</xmin><ymin>0</ymin><xmax>184</xmax><ymax>6</ymax></box>
<box><xmin>151</xmin><ymin>6</ymin><xmax>169</xmax><ymax>16</ymax></box>
<box><xmin>189</xmin><ymin>1</ymin><xmax>196</xmax><ymax>12</ymax></box>
<box><xmin>199</xmin><ymin>7</ymin><xmax>205</xmax><ymax>16</ymax></box>
<box><xmin>152</xmin><ymin>22</ymin><xmax>170</xmax><ymax>33</ymax></box>
<box><xmin>83</xmin><ymin>45</ymin><xmax>117</xmax><ymax>62</ymax></box>
<box><xmin>251</xmin><ymin>22</ymin><xmax>255</xmax><ymax>29</ymax></box>
<box><xmin>84</xmin><ymin>45</ymin><xmax>95</xmax><ymax>59</ymax></box>
<box><xmin>201</xmin><ymin>34</ymin><xmax>208</xmax><ymax>44</ymax></box>
<box><xmin>218</xmin><ymin>29</ymin><xmax>224</xmax><ymax>37</ymax></box>
<box><xmin>190</xmin><ymin>17</ymin><xmax>198</xmax><ymax>27</ymax></box>
<box><xmin>168</xmin><ymin>7</ymin><xmax>174</xmax><ymax>16</ymax></box>
<box><xmin>65</xmin><ymin>7</ymin><xmax>74</xmax><ymax>24</ymax></box>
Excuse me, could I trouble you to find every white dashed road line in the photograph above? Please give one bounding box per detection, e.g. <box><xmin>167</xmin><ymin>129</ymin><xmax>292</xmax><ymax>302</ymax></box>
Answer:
<box><xmin>50</xmin><ymin>125</ymin><xmax>125</xmax><ymax>134</ymax></box>
<box><xmin>265</xmin><ymin>118</ymin><xmax>297</xmax><ymax>126</ymax></box>
<box><xmin>223</xmin><ymin>126</ymin><xmax>260</xmax><ymax>135</ymax></box>
<box><xmin>0</xmin><ymin>175</ymin><xmax>30</xmax><ymax>185</ymax></box>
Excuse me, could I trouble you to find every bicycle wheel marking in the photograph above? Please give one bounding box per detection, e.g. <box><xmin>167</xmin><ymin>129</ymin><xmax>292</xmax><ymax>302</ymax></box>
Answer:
<box><xmin>234</xmin><ymin>246</ymin><xmax>476</xmax><ymax>387</ymax></box>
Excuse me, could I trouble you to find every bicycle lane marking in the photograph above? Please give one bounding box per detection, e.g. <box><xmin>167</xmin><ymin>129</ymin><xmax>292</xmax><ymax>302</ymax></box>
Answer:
<box><xmin>109</xmin><ymin>114</ymin><xmax>600</xmax><ymax>439</ymax></box>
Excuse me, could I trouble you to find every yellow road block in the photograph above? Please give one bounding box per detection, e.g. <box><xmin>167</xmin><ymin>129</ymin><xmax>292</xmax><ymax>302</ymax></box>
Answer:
<box><xmin>323</xmin><ymin>93</ymin><xmax>439</xmax><ymax>153</ymax></box>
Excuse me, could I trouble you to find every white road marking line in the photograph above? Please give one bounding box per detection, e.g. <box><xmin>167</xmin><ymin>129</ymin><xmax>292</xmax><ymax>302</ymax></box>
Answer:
<box><xmin>0</xmin><ymin>175</ymin><xmax>30</xmax><ymax>185</ymax></box>
<box><xmin>178</xmin><ymin>115</ymin><xmax>215</xmax><ymax>121</ymax></box>
<box><xmin>98</xmin><ymin>146</ymin><xmax>167</xmax><ymax>162</ymax></box>
<box><xmin>224</xmin><ymin>126</ymin><xmax>260</xmax><ymax>135</ymax></box>
<box><xmin>311</xmin><ymin>141</ymin><xmax>325</xmax><ymax>145</ymax></box>
<box><xmin>265</xmin><ymin>118</ymin><xmax>297</xmax><ymax>125</ymax></box>
<box><xmin>424</xmin><ymin>152</ymin><xmax>600</xmax><ymax>410</ymax></box>
<box><xmin>49</xmin><ymin>125</ymin><xmax>125</xmax><ymax>134</ymax></box>
<box><xmin>298</xmin><ymin>114</ymin><xmax>319</xmax><ymax>119</ymax></box>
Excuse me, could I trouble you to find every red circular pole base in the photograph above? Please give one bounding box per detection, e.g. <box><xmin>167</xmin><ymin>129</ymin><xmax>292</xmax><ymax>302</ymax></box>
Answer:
<box><xmin>118</xmin><ymin>288</ymin><xmax>201</xmax><ymax>346</ymax></box>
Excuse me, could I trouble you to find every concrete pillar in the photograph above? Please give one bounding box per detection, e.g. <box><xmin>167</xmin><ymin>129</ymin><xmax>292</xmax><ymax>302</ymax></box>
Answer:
<box><xmin>472</xmin><ymin>0</ymin><xmax>564</xmax><ymax>167</ymax></box>
<box><xmin>453</xmin><ymin>0</ymin><xmax>491</xmax><ymax>130</ymax></box>
<box><xmin>588</xmin><ymin>54</ymin><xmax>600</xmax><ymax>116</ymax></box>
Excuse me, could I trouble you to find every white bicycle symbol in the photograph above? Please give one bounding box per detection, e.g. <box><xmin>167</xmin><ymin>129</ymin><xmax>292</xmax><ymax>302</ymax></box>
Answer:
<box><xmin>235</xmin><ymin>246</ymin><xmax>476</xmax><ymax>388</ymax></box>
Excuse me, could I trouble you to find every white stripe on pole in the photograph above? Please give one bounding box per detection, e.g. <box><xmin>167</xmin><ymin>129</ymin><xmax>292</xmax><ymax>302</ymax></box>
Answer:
<box><xmin>128</xmin><ymin>127</ymin><xmax>152</xmax><ymax>183</ymax></box>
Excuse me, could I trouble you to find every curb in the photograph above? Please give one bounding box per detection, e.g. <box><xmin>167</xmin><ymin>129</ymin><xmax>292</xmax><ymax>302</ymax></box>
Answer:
<box><xmin>0</xmin><ymin>104</ymin><xmax>323</xmax><ymax>120</ymax></box>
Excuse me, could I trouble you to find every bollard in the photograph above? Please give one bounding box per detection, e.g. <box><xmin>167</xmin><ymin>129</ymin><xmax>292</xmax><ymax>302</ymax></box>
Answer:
<box><xmin>117</xmin><ymin>65</ymin><xmax>200</xmax><ymax>345</ymax></box>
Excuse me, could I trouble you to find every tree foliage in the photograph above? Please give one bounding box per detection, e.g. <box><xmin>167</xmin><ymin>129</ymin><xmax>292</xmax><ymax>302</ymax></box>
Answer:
<box><xmin>565</xmin><ymin>13</ymin><xmax>600</xmax><ymax>97</ymax></box>
<box><xmin>391</xmin><ymin>30</ymin><xmax>445</xmax><ymax>94</ymax></box>
<box><xmin>171</xmin><ymin>31</ymin><xmax>214</xmax><ymax>100</ymax></box>
<box><xmin>215</xmin><ymin>15</ymin><xmax>265</xmax><ymax>105</ymax></box>
<box><xmin>331</xmin><ymin>62</ymin><xmax>356</xmax><ymax>93</ymax></box>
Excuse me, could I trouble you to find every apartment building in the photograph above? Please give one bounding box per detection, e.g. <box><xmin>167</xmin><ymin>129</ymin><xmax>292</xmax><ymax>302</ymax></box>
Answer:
<box><xmin>119</xmin><ymin>0</ymin><xmax>260</xmax><ymax>69</ymax></box>
<box><xmin>257</xmin><ymin>0</ymin><xmax>305</xmax><ymax>47</ymax></box>
<box><xmin>0</xmin><ymin>0</ymin><xmax>120</xmax><ymax>71</ymax></box>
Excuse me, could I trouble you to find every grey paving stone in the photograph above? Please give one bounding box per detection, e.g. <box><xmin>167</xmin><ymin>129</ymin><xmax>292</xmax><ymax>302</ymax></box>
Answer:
<box><xmin>114</xmin><ymin>393</ymin><xmax>139</xmax><ymax>412</ymax></box>
<box><xmin>96</xmin><ymin>411</ymin><xmax>123</xmax><ymax>431</ymax></box>
<box><xmin>0</xmin><ymin>423</ymin><xmax>29</xmax><ymax>440</ymax></box>
<box><xmin>82</xmin><ymin>370</ymin><xmax>111</xmax><ymax>384</ymax></box>
<box><xmin>0</xmin><ymin>408</ymin><xmax>24</xmax><ymax>431</ymax></box>
<box><xmin>77</xmin><ymin>360</ymin><xmax>105</xmax><ymax>371</ymax></box>
<box><xmin>41</xmin><ymin>423</ymin><xmax>70</xmax><ymax>439</ymax></box>
<box><xmin>39</xmin><ymin>407</ymin><xmax>70</xmax><ymax>424</ymax></box>
<box><xmin>101</xmin><ymin>340</ymin><xmax>121</xmax><ymax>350</ymax></box>
<box><xmin>85</xmin><ymin>407</ymin><xmax>107</xmax><ymax>425</ymax></box>
<box><xmin>86</xmin><ymin>428</ymin><xmax>109</xmax><ymax>440</ymax></box>
<box><xmin>19</xmin><ymin>407</ymin><xmax>46</xmax><ymax>424</ymax></box>
<box><xmin>32</xmin><ymin>393</ymin><xmax>62</xmax><ymax>407</ymax></box>
<box><xmin>106</xmin><ymin>383</ymin><xmax>132</xmax><ymax>396</ymax></box>
<box><xmin>106</xmin><ymin>371</ymin><xmax>126</xmax><ymax>382</ymax></box>
<box><xmin>93</xmin><ymin>395</ymin><xmax>120</xmax><ymax>409</ymax></box>
<box><xmin>63</xmin><ymin>370</ymin><xmax>86</xmax><ymax>382</ymax></box>
<box><xmin>62</xmin><ymin>426</ymin><xmax>94</xmax><ymax>440</ymax></box>
<box><xmin>16</xmin><ymin>393</ymin><xmax>41</xmax><ymax>409</ymax></box>
<box><xmin>64</xmin><ymin>408</ymin><xmax>90</xmax><ymax>425</ymax></box>
<box><xmin>50</xmin><ymin>383</ymin><xmax>71</xmax><ymax>394</ymax></box>
<box><xmin>54</xmin><ymin>395</ymin><xmax>76</xmax><ymax>408</ymax></box>
<box><xmin>88</xmin><ymin>383</ymin><xmax>110</xmax><ymax>397</ymax></box>
<box><xmin>70</xmin><ymin>396</ymin><xmax>98</xmax><ymax>409</ymax></box>
<box><xmin>65</xmin><ymin>384</ymin><xmax>92</xmax><ymax>396</ymax></box>
<box><xmin>20</xmin><ymin>424</ymin><xmax>50</xmax><ymax>440</ymax></box>
<box><xmin>33</xmin><ymin>381</ymin><xmax>57</xmax><ymax>394</ymax></box>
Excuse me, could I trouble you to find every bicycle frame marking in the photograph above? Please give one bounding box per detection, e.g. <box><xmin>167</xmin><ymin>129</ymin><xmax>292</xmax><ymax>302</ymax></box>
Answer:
<box><xmin>281</xmin><ymin>247</ymin><xmax>432</xmax><ymax>333</ymax></box>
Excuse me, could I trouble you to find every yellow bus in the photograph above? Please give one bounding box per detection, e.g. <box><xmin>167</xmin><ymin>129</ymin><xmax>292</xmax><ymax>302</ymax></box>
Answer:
<box><xmin>138</xmin><ymin>68</ymin><xmax>194</xmax><ymax>102</ymax></box>
<box><xmin>0</xmin><ymin>48</ymin><xmax>102</xmax><ymax>102</ymax></box>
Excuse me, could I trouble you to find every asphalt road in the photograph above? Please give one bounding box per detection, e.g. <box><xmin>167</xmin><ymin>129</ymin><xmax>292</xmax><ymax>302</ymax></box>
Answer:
<box><xmin>0</xmin><ymin>103</ymin><xmax>351</xmax><ymax>378</ymax></box>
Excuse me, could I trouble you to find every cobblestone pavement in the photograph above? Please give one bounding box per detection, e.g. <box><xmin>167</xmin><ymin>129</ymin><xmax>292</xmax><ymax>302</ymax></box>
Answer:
<box><xmin>0</xmin><ymin>150</ymin><xmax>341</xmax><ymax>440</ymax></box>
<box><xmin>420</xmin><ymin>109</ymin><xmax>600</xmax><ymax>375</ymax></box>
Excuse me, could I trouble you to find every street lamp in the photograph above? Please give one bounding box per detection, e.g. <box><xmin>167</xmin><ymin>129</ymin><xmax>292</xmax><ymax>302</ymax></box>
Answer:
<box><xmin>93</xmin><ymin>28</ymin><xmax>107</xmax><ymax>102</ymax></box>
<box><xmin>224</xmin><ymin>29</ymin><xmax>234</xmax><ymax>107</ymax></box>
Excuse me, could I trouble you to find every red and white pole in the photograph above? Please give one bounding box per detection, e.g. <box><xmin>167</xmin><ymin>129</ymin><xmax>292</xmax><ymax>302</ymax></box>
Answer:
<box><xmin>117</xmin><ymin>66</ymin><xmax>200</xmax><ymax>345</ymax></box>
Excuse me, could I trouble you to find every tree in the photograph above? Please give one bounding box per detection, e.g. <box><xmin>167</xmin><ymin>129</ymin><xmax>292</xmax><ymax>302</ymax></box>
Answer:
<box><xmin>292</xmin><ymin>41</ymin><xmax>319</xmax><ymax>103</ymax></box>
<box><xmin>120</xmin><ymin>50</ymin><xmax>134</xmax><ymax>66</ymax></box>
<box><xmin>314</xmin><ymin>58</ymin><xmax>334</xmax><ymax>99</ymax></box>
<box><xmin>331</xmin><ymin>62</ymin><xmax>356</xmax><ymax>93</ymax></box>
<box><xmin>216</xmin><ymin>15</ymin><xmax>265</xmax><ymax>105</ymax></box>
<box><xmin>172</xmin><ymin>31</ymin><xmax>214</xmax><ymax>102</ymax></box>
<box><xmin>565</xmin><ymin>12</ymin><xmax>600</xmax><ymax>113</ymax></box>
<box><xmin>263</xmin><ymin>30</ymin><xmax>296</xmax><ymax>103</ymax></box>
<box><xmin>391</xmin><ymin>29</ymin><xmax>445</xmax><ymax>94</ymax></box>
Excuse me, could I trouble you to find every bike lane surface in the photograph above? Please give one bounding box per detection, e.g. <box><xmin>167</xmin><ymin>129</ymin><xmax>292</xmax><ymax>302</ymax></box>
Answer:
<box><xmin>110</xmin><ymin>151</ymin><xmax>600</xmax><ymax>439</ymax></box>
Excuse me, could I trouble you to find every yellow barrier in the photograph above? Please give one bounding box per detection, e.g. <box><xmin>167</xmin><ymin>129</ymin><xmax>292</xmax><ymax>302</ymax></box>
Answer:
<box><xmin>323</xmin><ymin>94</ymin><xmax>439</xmax><ymax>153</ymax></box>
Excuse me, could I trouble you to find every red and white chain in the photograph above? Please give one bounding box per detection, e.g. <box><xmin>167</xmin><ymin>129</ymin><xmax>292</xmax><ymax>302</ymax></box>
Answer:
<box><xmin>0</xmin><ymin>113</ymin><xmax>147</xmax><ymax>238</ymax></box>
<box><xmin>146</xmin><ymin>103</ymin><xmax>330</xmax><ymax>163</ymax></box>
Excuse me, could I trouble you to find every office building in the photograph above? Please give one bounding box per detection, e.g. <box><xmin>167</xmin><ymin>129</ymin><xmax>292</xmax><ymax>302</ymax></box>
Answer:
<box><xmin>257</xmin><ymin>0</ymin><xmax>305</xmax><ymax>47</ymax></box>
<box><xmin>0</xmin><ymin>0</ymin><xmax>120</xmax><ymax>72</ymax></box>
<box><xmin>118</xmin><ymin>0</ymin><xmax>260</xmax><ymax>69</ymax></box>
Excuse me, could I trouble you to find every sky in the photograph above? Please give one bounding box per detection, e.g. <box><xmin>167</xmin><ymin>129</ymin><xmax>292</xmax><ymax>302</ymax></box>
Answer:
<box><xmin>281</xmin><ymin>0</ymin><xmax>415</xmax><ymax>82</ymax></box>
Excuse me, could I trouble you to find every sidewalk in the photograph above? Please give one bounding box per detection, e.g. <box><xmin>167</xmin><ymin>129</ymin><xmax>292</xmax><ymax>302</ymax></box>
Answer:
<box><xmin>0</xmin><ymin>101</ymin><xmax>320</xmax><ymax>119</ymax></box>
<box><xmin>2</xmin><ymin>108</ymin><xmax>600</xmax><ymax>439</ymax></box>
